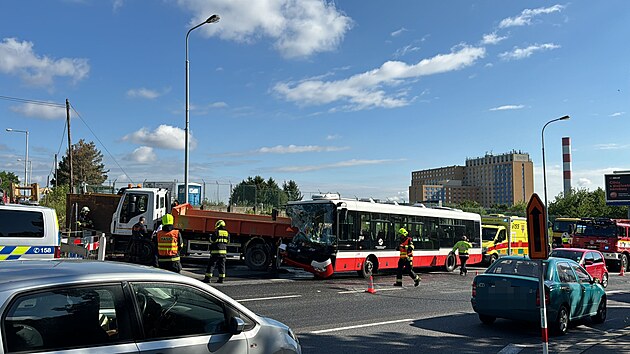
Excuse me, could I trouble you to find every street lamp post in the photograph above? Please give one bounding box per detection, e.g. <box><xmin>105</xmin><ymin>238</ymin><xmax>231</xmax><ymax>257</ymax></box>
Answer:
<box><xmin>185</xmin><ymin>14</ymin><xmax>220</xmax><ymax>204</ymax></box>
<box><xmin>6</xmin><ymin>128</ymin><xmax>29</xmax><ymax>186</ymax></box>
<box><xmin>541</xmin><ymin>115</ymin><xmax>570</xmax><ymax>244</ymax></box>
<box><xmin>17</xmin><ymin>159</ymin><xmax>32</xmax><ymax>185</ymax></box>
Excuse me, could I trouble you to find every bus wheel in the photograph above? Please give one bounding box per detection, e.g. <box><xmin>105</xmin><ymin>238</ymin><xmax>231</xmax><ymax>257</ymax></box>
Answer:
<box><xmin>622</xmin><ymin>254</ymin><xmax>629</xmax><ymax>272</ymax></box>
<box><xmin>358</xmin><ymin>257</ymin><xmax>376</xmax><ymax>278</ymax></box>
<box><xmin>445</xmin><ymin>252</ymin><xmax>456</xmax><ymax>272</ymax></box>
<box><xmin>245</xmin><ymin>244</ymin><xmax>270</xmax><ymax>271</ymax></box>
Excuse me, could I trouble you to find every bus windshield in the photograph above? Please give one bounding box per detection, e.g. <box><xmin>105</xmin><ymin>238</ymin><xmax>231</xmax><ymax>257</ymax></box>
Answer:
<box><xmin>287</xmin><ymin>203</ymin><xmax>336</xmax><ymax>247</ymax></box>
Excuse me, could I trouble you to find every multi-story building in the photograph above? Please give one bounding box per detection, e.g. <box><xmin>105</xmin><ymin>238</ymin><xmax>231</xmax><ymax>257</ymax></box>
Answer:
<box><xmin>409</xmin><ymin>151</ymin><xmax>534</xmax><ymax>208</ymax></box>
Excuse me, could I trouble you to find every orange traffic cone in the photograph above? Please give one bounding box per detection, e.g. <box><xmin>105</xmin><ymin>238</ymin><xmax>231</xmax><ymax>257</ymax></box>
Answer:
<box><xmin>620</xmin><ymin>267</ymin><xmax>625</xmax><ymax>276</ymax></box>
<box><xmin>366</xmin><ymin>275</ymin><xmax>376</xmax><ymax>294</ymax></box>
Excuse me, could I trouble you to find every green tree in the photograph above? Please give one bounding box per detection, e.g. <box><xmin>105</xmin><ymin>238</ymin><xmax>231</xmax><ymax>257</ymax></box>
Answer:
<box><xmin>53</xmin><ymin>139</ymin><xmax>109</xmax><ymax>187</ymax></box>
<box><xmin>549</xmin><ymin>187</ymin><xmax>628</xmax><ymax>218</ymax></box>
<box><xmin>0</xmin><ymin>171</ymin><xmax>20</xmax><ymax>191</ymax></box>
<box><xmin>283</xmin><ymin>180</ymin><xmax>303</xmax><ymax>201</ymax></box>
<box><xmin>41</xmin><ymin>185</ymin><xmax>69</xmax><ymax>228</ymax></box>
<box><xmin>229</xmin><ymin>176</ymin><xmax>300</xmax><ymax>212</ymax></box>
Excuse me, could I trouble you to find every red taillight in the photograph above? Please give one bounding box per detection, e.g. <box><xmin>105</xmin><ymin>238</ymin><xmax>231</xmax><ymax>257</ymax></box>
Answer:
<box><xmin>536</xmin><ymin>287</ymin><xmax>550</xmax><ymax>306</ymax></box>
<box><xmin>472</xmin><ymin>280</ymin><xmax>477</xmax><ymax>297</ymax></box>
<box><xmin>54</xmin><ymin>246</ymin><xmax>61</xmax><ymax>259</ymax></box>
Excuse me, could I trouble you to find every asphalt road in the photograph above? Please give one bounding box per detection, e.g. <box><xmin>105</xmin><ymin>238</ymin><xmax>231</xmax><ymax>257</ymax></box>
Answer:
<box><xmin>181</xmin><ymin>259</ymin><xmax>630</xmax><ymax>354</ymax></box>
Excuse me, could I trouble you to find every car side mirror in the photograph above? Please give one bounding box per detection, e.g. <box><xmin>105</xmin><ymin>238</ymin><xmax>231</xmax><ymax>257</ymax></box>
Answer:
<box><xmin>229</xmin><ymin>316</ymin><xmax>245</xmax><ymax>335</ymax></box>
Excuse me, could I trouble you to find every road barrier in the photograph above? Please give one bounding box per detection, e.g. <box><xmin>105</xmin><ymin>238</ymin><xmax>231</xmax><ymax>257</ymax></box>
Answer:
<box><xmin>60</xmin><ymin>231</ymin><xmax>106</xmax><ymax>260</ymax></box>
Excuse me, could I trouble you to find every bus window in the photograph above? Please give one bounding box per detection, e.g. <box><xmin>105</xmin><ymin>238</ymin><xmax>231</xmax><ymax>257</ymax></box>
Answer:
<box><xmin>338</xmin><ymin>211</ymin><xmax>357</xmax><ymax>250</ymax></box>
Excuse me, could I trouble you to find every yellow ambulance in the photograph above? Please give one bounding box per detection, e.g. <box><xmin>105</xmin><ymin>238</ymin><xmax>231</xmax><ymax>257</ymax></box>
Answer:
<box><xmin>481</xmin><ymin>214</ymin><xmax>528</xmax><ymax>264</ymax></box>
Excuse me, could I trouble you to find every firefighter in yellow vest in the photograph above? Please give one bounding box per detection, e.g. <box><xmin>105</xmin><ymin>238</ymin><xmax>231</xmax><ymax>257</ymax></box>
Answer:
<box><xmin>156</xmin><ymin>214</ymin><xmax>183</xmax><ymax>273</ymax></box>
<box><xmin>453</xmin><ymin>235</ymin><xmax>473</xmax><ymax>276</ymax></box>
<box><xmin>394</xmin><ymin>227</ymin><xmax>421</xmax><ymax>287</ymax></box>
<box><xmin>203</xmin><ymin>219</ymin><xmax>229</xmax><ymax>283</ymax></box>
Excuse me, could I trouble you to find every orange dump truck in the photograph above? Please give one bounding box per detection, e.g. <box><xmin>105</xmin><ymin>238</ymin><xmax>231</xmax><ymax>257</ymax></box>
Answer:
<box><xmin>172</xmin><ymin>203</ymin><xmax>296</xmax><ymax>271</ymax></box>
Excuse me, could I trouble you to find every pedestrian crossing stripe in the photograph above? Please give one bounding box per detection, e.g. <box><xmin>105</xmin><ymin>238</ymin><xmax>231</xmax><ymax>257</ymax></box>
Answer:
<box><xmin>0</xmin><ymin>246</ymin><xmax>55</xmax><ymax>261</ymax></box>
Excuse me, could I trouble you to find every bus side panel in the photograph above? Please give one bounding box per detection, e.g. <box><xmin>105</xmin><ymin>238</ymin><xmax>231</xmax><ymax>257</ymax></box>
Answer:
<box><xmin>334</xmin><ymin>257</ymin><xmax>361</xmax><ymax>272</ymax></box>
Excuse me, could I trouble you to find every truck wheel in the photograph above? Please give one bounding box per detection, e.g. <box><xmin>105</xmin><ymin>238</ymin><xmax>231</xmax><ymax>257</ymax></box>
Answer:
<box><xmin>245</xmin><ymin>244</ymin><xmax>270</xmax><ymax>271</ymax></box>
<box><xmin>445</xmin><ymin>252</ymin><xmax>456</xmax><ymax>272</ymax></box>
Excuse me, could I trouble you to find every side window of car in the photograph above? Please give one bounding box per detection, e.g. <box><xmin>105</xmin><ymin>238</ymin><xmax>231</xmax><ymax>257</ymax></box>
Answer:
<box><xmin>571</xmin><ymin>264</ymin><xmax>592</xmax><ymax>283</ymax></box>
<box><xmin>3</xmin><ymin>284</ymin><xmax>132</xmax><ymax>353</ymax></box>
<box><xmin>131</xmin><ymin>282</ymin><xmax>228</xmax><ymax>340</ymax></box>
<box><xmin>557</xmin><ymin>262</ymin><xmax>578</xmax><ymax>283</ymax></box>
<box><xmin>584</xmin><ymin>252</ymin><xmax>595</xmax><ymax>264</ymax></box>
<box><xmin>591</xmin><ymin>252</ymin><xmax>604</xmax><ymax>264</ymax></box>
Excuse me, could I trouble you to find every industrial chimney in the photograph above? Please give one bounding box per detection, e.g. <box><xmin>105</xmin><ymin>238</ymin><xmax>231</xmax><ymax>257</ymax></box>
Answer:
<box><xmin>562</xmin><ymin>137</ymin><xmax>572</xmax><ymax>196</ymax></box>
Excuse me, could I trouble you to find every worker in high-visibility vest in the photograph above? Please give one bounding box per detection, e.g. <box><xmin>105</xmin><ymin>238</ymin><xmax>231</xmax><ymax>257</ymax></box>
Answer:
<box><xmin>452</xmin><ymin>235</ymin><xmax>472</xmax><ymax>276</ymax></box>
<box><xmin>156</xmin><ymin>214</ymin><xmax>183</xmax><ymax>273</ymax></box>
<box><xmin>394</xmin><ymin>227</ymin><xmax>421</xmax><ymax>287</ymax></box>
<box><xmin>203</xmin><ymin>219</ymin><xmax>229</xmax><ymax>283</ymax></box>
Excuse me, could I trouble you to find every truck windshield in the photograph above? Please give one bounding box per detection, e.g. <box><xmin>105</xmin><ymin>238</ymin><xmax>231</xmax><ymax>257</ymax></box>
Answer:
<box><xmin>286</xmin><ymin>203</ymin><xmax>336</xmax><ymax>247</ymax></box>
<box><xmin>553</xmin><ymin>220</ymin><xmax>575</xmax><ymax>233</ymax></box>
<box><xmin>576</xmin><ymin>223</ymin><xmax>617</xmax><ymax>237</ymax></box>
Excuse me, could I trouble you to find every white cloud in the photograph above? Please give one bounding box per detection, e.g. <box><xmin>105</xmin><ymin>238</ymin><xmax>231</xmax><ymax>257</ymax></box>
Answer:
<box><xmin>499</xmin><ymin>5</ymin><xmax>565</xmax><ymax>28</ymax></box>
<box><xmin>326</xmin><ymin>134</ymin><xmax>340</xmax><ymax>140</ymax></box>
<box><xmin>481</xmin><ymin>32</ymin><xmax>507</xmax><ymax>45</ymax></box>
<box><xmin>393</xmin><ymin>44</ymin><xmax>421</xmax><ymax>58</ymax></box>
<box><xmin>126</xmin><ymin>88</ymin><xmax>164</xmax><ymax>99</ymax></box>
<box><xmin>177</xmin><ymin>0</ymin><xmax>353</xmax><ymax>58</ymax></box>
<box><xmin>499</xmin><ymin>43</ymin><xmax>560</xmax><ymax>61</ymax></box>
<box><xmin>0</xmin><ymin>37</ymin><xmax>89</xmax><ymax>87</ymax></box>
<box><xmin>123</xmin><ymin>125</ymin><xmax>197</xmax><ymax>150</ymax></box>
<box><xmin>9</xmin><ymin>103</ymin><xmax>66</xmax><ymax>120</ymax></box>
<box><xmin>610</xmin><ymin>112</ymin><xmax>625</xmax><ymax>117</ymax></box>
<box><xmin>489</xmin><ymin>104</ymin><xmax>525</xmax><ymax>111</ymax></box>
<box><xmin>577</xmin><ymin>178</ymin><xmax>592</xmax><ymax>187</ymax></box>
<box><xmin>127</xmin><ymin>146</ymin><xmax>156</xmax><ymax>163</ymax></box>
<box><xmin>113</xmin><ymin>0</ymin><xmax>124</xmax><ymax>11</ymax></box>
<box><xmin>391</xmin><ymin>27</ymin><xmax>408</xmax><ymax>37</ymax></box>
<box><xmin>274</xmin><ymin>158</ymin><xmax>396</xmax><ymax>172</ymax></box>
<box><xmin>273</xmin><ymin>45</ymin><xmax>485</xmax><ymax>110</ymax></box>
<box><xmin>594</xmin><ymin>143</ymin><xmax>630</xmax><ymax>150</ymax></box>
<box><xmin>210</xmin><ymin>101</ymin><xmax>228</xmax><ymax>108</ymax></box>
<box><xmin>257</xmin><ymin>145</ymin><xmax>348</xmax><ymax>154</ymax></box>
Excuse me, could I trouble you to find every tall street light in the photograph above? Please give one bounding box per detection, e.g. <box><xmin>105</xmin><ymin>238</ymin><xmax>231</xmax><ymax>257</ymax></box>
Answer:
<box><xmin>17</xmin><ymin>159</ymin><xmax>32</xmax><ymax>185</ymax></box>
<box><xmin>185</xmin><ymin>14</ymin><xmax>220</xmax><ymax>204</ymax></box>
<box><xmin>541</xmin><ymin>115</ymin><xmax>570</xmax><ymax>243</ymax></box>
<box><xmin>6</xmin><ymin>128</ymin><xmax>29</xmax><ymax>186</ymax></box>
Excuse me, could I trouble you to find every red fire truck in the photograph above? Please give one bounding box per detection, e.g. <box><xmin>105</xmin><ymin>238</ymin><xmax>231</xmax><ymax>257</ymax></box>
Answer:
<box><xmin>571</xmin><ymin>218</ymin><xmax>630</xmax><ymax>271</ymax></box>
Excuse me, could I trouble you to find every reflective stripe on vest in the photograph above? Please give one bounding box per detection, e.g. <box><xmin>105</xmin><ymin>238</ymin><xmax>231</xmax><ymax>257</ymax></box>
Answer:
<box><xmin>399</xmin><ymin>237</ymin><xmax>414</xmax><ymax>259</ymax></box>
<box><xmin>211</xmin><ymin>230</ymin><xmax>229</xmax><ymax>255</ymax></box>
<box><xmin>157</xmin><ymin>229</ymin><xmax>179</xmax><ymax>257</ymax></box>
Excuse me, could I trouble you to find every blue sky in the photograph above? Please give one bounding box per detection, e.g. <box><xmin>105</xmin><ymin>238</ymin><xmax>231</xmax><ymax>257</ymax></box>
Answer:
<box><xmin>1</xmin><ymin>1</ymin><xmax>628</xmax><ymax>203</ymax></box>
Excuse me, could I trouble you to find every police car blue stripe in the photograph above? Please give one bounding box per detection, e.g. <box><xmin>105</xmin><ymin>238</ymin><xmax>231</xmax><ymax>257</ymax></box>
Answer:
<box><xmin>6</xmin><ymin>255</ymin><xmax>21</xmax><ymax>260</ymax></box>
<box><xmin>0</xmin><ymin>246</ymin><xmax>16</xmax><ymax>255</ymax></box>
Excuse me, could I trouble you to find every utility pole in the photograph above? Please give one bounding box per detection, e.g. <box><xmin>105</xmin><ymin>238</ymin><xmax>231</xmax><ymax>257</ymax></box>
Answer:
<box><xmin>66</xmin><ymin>99</ymin><xmax>73</xmax><ymax>193</ymax></box>
<box><xmin>54</xmin><ymin>153</ymin><xmax>57</xmax><ymax>188</ymax></box>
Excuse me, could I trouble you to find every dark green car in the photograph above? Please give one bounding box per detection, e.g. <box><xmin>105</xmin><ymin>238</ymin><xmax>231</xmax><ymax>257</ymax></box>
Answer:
<box><xmin>471</xmin><ymin>256</ymin><xmax>606</xmax><ymax>335</ymax></box>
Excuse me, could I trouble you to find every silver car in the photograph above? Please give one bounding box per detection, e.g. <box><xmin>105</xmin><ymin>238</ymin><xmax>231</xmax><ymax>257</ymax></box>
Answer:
<box><xmin>0</xmin><ymin>260</ymin><xmax>301</xmax><ymax>353</ymax></box>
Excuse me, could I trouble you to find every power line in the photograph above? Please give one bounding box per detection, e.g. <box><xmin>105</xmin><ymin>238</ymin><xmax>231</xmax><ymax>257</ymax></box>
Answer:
<box><xmin>0</xmin><ymin>95</ymin><xmax>65</xmax><ymax>108</ymax></box>
<box><xmin>69</xmin><ymin>103</ymin><xmax>134</xmax><ymax>184</ymax></box>
<box><xmin>47</xmin><ymin>119</ymin><xmax>67</xmax><ymax>182</ymax></box>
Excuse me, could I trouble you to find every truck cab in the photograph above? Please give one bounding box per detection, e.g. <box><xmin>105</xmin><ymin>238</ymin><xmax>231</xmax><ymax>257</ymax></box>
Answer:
<box><xmin>110</xmin><ymin>188</ymin><xmax>170</xmax><ymax>252</ymax></box>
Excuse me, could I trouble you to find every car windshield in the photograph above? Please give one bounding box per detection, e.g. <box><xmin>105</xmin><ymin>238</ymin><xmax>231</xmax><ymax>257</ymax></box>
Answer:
<box><xmin>482</xmin><ymin>227</ymin><xmax>498</xmax><ymax>241</ymax></box>
<box><xmin>487</xmin><ymin>258</ymin><xmax>540</xmax><ymax>278</ymax></box>
<box><xmin>576</xmin><ymin>222</ymin><xmax>617</xmax><ymax>237</ymax></box>
<box><xmin>550</xmin><ymin>250</ymin><xmax>583</xmax><ymax>263</ymax></box>
<box><xmin>286</xmin><ymin>202</ymin><xmax>336</xmax><ymax>247</ymax></box>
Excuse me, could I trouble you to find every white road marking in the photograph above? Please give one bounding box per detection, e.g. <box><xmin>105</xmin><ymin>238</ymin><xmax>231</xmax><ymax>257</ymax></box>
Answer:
<box><xmin>236</xmin><ymin>294</ymin><xmax>302</xmax><ymax>302</ymax></box>
<box><xmin>311</xmin><ymin>318</ymin><xmax>415</xmax><ymax>334</ymax></box>
<box><xmin>497</xmin><ymin>344</ymin><xmax>528</xmax><ymax>354</ymax></box>
<box><xmin>606</xmin><ymin>290</ymin><xmax>630</xmax><ymax>295</ymax></box>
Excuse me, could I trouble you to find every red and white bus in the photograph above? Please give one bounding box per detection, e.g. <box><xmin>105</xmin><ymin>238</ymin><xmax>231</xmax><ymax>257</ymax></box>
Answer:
<box><xmin>282</xmin><ymin>194</ymin><xmax>482</xmax><ymax>278</ymax></box>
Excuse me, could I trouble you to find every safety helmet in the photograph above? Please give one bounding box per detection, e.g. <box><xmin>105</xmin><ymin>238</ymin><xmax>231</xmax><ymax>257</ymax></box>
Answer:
<box><xmin>81</xmin><ymin>206</ymin><xmax>90</xmax><ymax>213</ymax></box>
<box><xmin>398</xmin><ymin>227</ymin><xmax>408</xmax><ymax>237</ymax></box>
<box><xmin>215</xmin><ymin>219</ymin><xmax>226</xmax><ymax>229</ymax></box>
<box><xmin>162</xmin><ymin>214</ymin><xmax>174</xmax><ymax>226</ymax></box>
<box><xmin>462</xmin><ymin>235</ymin><xmax>468</xmax><ymax>241</ymax></box>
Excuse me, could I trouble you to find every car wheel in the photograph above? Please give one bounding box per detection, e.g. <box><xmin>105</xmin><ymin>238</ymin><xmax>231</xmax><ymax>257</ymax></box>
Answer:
<box><xmin>445</xmin><ymin>252</ymin><xmax>456</xmax><ymax>272</ymax></box>
<box><xmin>479</xmin><ymin>314</ymin><xmax>496</xmax><ymax>325</ymax></box>
<box><xmin>358</xmin><ymin>257</ymin><xmax>375</xmax><ymax>278</ymax></box>
<box><xmin>592</xmin><ymin>298</ymin><xmax>607</xmax><ymax>324</ymax></box>
<box><xmin>552</xmin><ymin>305</ymin><xmax>570</xmax><ymax>336</ymax></box>
<box><xmin>622</xmin><ymin>254</ymin><xmax>629</xmax><ymax>272</ymax></box>
<box><xmin>601</xmin><ymin>273</ymin><xmax>609</xmax><ymax>288</ymax></box>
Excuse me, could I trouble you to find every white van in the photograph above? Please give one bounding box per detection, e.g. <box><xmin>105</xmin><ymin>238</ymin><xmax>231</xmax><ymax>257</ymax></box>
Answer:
<box><xmin>0</xmin><ymin>204</ymin><xmax>61</xmax><ymax>260</ymax></box>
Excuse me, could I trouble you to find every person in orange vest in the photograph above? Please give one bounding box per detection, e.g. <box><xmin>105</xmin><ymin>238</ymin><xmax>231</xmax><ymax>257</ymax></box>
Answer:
<box><xmin>156</xmin><ymin>214</ymin><xmax>183</xmax><ymax>273</ymax></box>
<box><xmin>394</xmin><ymin>227</ymin><xmax>421</xmax><ymax>287</ymax></box>
<box><xmin>203</xmin><ymin>220</ymin><xmax>229</xmax><ymax>283</ymax></box>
